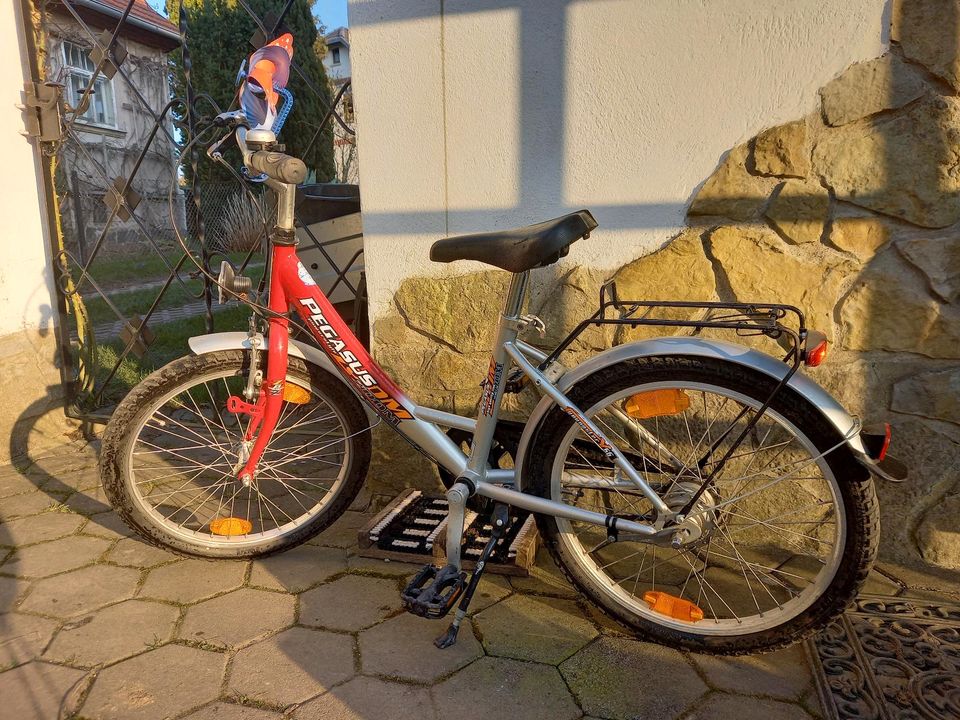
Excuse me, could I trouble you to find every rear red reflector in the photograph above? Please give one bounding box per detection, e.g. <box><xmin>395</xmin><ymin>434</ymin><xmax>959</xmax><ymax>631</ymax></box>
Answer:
<box><xmin>860</xmin><ymin>423</ymin><xmax>892</xmax><ymax>461</ymax></box>
<box><xmin>879</xmin><ymin>423</ymin><xmax>891</xmax><ymax>462</ymax></box>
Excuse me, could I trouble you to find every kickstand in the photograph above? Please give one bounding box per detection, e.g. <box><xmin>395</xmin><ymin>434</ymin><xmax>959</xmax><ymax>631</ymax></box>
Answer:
<box><xmin>434</xmin><ymin>503</ymin><xmax>509</xmax><ymax>649</ymax></box>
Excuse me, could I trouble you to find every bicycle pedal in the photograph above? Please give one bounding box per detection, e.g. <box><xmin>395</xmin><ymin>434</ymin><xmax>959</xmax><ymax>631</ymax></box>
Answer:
<box><xmin>401</xmin><ymin>563</ymin><xmax>467</xmax><ymax>619</ymax></box>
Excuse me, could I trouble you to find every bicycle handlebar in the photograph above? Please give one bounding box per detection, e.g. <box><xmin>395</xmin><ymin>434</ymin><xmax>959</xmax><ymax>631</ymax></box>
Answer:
<box><xmin>247</xmin><ymin>150</ymin><xmax>307</xmax><ymax>184</ymax></box>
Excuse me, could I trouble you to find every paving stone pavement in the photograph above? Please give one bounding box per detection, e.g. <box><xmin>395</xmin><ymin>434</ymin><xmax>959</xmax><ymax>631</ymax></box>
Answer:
<box><xmin>0</xmin><ymin>443</ymin><xmax>954</xmax><ymax>720</ymax></box>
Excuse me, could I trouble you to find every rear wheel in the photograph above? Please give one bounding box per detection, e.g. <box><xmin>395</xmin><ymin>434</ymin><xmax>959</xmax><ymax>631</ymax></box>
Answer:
<box><xmin>100</xmin><ymin>350</ymin><xmax>371</xmax><ymax>558</ymax></box>
<box><xmin>525</xmin><ymin>355</ymin><xmax>878</xmax><ymax>654</ymax></box>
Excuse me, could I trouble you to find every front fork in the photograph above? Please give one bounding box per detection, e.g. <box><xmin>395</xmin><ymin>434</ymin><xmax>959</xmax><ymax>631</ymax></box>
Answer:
<box><xmin>233</xmin><ymin>313</ymin><xmax>290</xmax><ymax>483</ymax></box>
<box><xmin>231</xmin><ymin>184</ymin><xmax>295</xmax><ymax>484</ymax></box>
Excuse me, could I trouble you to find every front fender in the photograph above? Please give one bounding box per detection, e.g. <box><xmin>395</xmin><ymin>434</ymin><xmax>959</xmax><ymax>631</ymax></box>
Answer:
<box><xmin>513</xmin><ymin>337</ymin><xmax>868</xmax><ymax>492</ymax></box>
<box><xmin>187</xmin><ymin>332</ymin><xmax>376</xmax><ymax>423</ymax></box>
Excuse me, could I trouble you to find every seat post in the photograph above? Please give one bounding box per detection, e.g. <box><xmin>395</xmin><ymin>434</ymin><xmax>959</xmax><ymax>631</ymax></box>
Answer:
<box><xmin>445</xmin><ymin>269</ymin><xmax>530</xmax><ymax>570</ymax></box>
<box><xmin>501</xmin><ymin>270</ymin><xmax>530</xmax><ymax>320</ymax></box>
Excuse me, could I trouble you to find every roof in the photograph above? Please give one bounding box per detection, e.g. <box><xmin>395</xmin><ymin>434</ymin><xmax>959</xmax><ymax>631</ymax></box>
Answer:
<box><xmin>324</xmin><ymin>27</ymin><xmax>349</xmax><ymax>48</ymax></box>
<box><xmin>64</xmin><ymin>0</ymin><xmax>180</xmax><ymax>49</ymax></box>
<box><xmin>95</xmin><ymin>0</ymin><xmax>178</xmax><ymax>33</ymax></box>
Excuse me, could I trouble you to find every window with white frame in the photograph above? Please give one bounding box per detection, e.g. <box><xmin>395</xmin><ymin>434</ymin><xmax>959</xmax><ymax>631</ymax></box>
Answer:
<box><xmin>62</xmin><ymin>40</ymin><xmax>118</xmax><ymax>128</ymax></box>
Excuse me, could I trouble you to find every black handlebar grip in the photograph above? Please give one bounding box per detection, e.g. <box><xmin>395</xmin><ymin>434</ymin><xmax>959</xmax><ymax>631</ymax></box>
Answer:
<box><xmin>248</xmin><ymin>151</ymin><xmax>307</xmax><ymax>184</ymax></box>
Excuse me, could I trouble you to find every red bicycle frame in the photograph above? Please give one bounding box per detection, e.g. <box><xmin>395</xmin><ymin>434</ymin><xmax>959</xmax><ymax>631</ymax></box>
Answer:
<box><xmin>232</xmin><ymin>243</ymin><xmax>414</xmax><ymax>482</ymax></box>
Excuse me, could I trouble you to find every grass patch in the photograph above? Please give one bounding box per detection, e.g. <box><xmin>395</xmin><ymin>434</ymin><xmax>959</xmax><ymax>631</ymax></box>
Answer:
<box><xmin>72</xmin><ymin>250</ymin><xmax>261</xmax><ymax>292</ymax></box>
<box><xmin>91</xmin><ymin>303</ymin><xmax>253</xmax><ymax>405</ymax></box>
<box><xmin>83</xmin><ymin>264</ymin><xmax>264</xmax><ymax>329</ymax></box>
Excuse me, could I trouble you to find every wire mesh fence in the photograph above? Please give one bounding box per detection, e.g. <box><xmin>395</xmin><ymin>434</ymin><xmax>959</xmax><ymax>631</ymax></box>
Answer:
<box><xmin>23</xmin><ymin>0</ymin><xmax>361</xmax><ymax>418</ymax></box>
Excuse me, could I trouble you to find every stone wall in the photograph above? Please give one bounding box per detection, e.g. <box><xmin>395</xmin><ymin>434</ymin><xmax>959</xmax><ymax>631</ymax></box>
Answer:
<box><xmin>369</xmin><ymin>2</ymin><xmax>960</xmax><ymax>576</ymax></box>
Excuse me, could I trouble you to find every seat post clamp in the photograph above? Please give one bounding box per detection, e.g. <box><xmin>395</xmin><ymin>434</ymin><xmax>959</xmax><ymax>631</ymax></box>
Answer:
<box><xmin>508</xmin><ymin>314</ymin><xmax>546</xmax><ymax>337</ymax></box>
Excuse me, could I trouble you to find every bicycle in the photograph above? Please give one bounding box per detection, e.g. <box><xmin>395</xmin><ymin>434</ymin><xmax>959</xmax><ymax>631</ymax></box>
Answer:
<box><xmin>99</xmin><ymin>34</ymin><xmax>905</xmax><ymax>655</ymax></box>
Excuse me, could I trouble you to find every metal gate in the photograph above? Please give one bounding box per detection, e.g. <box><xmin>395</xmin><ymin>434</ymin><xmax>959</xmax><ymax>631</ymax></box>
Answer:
<box><xmin>20</xmin><ymin>0</ymin><xmax>361</xmax><ymax>422</ymax></box>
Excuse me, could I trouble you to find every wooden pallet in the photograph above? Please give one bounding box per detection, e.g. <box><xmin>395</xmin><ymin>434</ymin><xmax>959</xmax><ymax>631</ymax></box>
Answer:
<box><xmin>357</xmin><ymin>488</ymin><xmax>539</xmax><ymax>576</ymax></box>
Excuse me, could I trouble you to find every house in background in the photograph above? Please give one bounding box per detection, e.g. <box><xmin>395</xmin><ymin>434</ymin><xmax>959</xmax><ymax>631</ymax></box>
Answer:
<box><xmin>322</xmin><ymin>26</ymin><xmax>351</xmax><ymax>82</ymax></box>
<box><xmin>43</xmin><ymin>0</ymin><xmax>182</xmax><ymax>261</ymax></box>
<box><xmin>322</xmin><ymin>26</ymin><xmax>357</xmax><ymax>184</ymax></box>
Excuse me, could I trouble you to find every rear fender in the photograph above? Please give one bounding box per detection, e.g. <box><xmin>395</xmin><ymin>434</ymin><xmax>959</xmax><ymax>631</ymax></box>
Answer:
<box><xmin>513</xmin><ymin>337</ymin><xmax>870</xmax><ymax>492</ymax></box>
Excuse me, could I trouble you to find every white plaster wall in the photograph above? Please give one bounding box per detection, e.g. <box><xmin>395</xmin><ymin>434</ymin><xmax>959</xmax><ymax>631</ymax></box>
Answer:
<box><xmin>349</xmin><ymin>0</ymin><xmax>889</xmax><ymax>325</ymax></box>
<box><xmin>0</xmin><ymin>1</ymin><xmax>57</xmax><ymax>338</ymax></box>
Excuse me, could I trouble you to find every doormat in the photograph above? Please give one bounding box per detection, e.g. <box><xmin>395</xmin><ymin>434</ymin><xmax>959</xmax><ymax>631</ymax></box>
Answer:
<box><xmin>356</xmin><ymin>488</ymin><xmax>538</xmax><ymax>576</ymax></box>
<box><xmin>807</xmin><ymin>594</ymin><xmax>960</xmax><ymax>719</ymax></box>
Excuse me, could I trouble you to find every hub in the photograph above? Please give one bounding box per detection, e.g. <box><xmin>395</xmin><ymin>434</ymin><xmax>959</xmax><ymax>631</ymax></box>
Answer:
<box><xmin>657</xmin><ymin>482</ymin><xmax>720</xmax><ymax>549</ymax></box>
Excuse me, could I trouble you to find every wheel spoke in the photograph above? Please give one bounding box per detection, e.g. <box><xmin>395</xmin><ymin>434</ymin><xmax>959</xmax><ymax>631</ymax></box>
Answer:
<box><xmin>551</xmin><ymin>376</ymin><xmax>846</xmax><ymax>636</ymax></box>
<box><xmin>121</xmin><ymin>364</ymin><xmax>354</xmax><ymax>548</ymax></box>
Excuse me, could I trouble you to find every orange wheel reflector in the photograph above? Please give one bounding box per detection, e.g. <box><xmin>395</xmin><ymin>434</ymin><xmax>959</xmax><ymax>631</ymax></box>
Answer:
<box><xmin>283</xmin><ymin>384</ymin><xmax>311</xmax><ymax>404</ymax></box>
<box><xmin>623</xmin><ymin>389</ymin><xmax>690</xmax><ymax>419</ymax></box>
<box><xmin>643</xmin><ymin>591</ymin><xmax>704</xmax><ymax>622</ymax></box>
<box><xmin>209</xmin><ymin>517</ymin><xmax>252</xmax><ymax>536</ymax></box>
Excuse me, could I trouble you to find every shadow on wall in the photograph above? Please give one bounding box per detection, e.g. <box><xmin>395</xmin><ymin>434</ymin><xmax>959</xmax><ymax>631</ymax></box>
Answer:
<box><xmin>362</xmin><ymin>1</ymin><xmax>960</xmax><ymax>583</ymax></box>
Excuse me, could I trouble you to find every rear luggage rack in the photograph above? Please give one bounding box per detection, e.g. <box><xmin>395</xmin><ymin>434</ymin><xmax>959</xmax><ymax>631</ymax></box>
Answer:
<box><xmin>540</xmin><ymin>279</ymin><xmax>809</xmax><ymax>372</ymax></box>
<box><xmin>539</xmin><ymin>279</ymin><xmax>819</xmax><ymax>519</ymax></box>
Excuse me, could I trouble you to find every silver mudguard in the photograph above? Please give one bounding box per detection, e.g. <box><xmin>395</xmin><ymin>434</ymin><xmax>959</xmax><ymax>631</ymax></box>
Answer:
<box><xmin>512</xmin><ymin>337</ymin><xmax>868</xmax><ymax>492</ymax></box>
<box><xmin>187</xmin><ymin>332</ymin><xmax>377</xmax><ymax>423</ymax></box>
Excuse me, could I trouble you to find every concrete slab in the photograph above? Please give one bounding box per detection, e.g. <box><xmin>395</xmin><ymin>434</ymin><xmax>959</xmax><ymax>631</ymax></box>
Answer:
<box><xmin>19</xmin><ymin>564</ymin><xmax>140</xmax><ymax>618</ymax></box>
<box><xmin>0</xmin><ymin>513</ymin><xmax>84</xmax><ymax>547</ymax></box>
<box><xmin>183</xmin><ymin>702</ymin><xmax>283</xmax><ymax>719</ymax></box>
<box><xmin>300</xmin><ymin>575</ymin><xmax>402</xmax><ymax>631</ymax></box>
<box><xmin>0</xmin><ymin>491</ymin><xmax>61</xmax><ymax>519</ymax></box>
<box><xmin>311</xmin><ymin>510</ymin><xmax>368</xmax><ymax>549</ymax></box>
<box><xmin>433</xmin><ymin>656</ymin><xmax>580</xmax><ymax>720</ymax></box>
<box><xmin>474</xmin><ymin>593</ymin><xmax>597</xmax><ymax>664</ymax></box>
<box><xmin>509</xmin><ymin>549</ymin><xmax>577</xmax><ymax>599</ymax></box>
<box><xmin>0</xmin><ymin>574</ymin><xmax>26</xmax><ymax>611</ymax></box>
<box><xmin>691</xmin><ymin>691</ymin><xmax>815</xmax><ymax>719</ymax></box>
<box><xmin>0</xmin><ymin>612</ymin><xmax>58</xmax><ymax>668</ymax></box>
<box><xmin>79</xmin><ymin>511</ymin><xmax>137</xmax><ymax>541</ymax></box>
<box><xmin>358</xmin><ymin>613</ymin><xmax>482</xmax><ymax>683</ymax></box>
<box><xmin>179</xmin><ymin>588</ymin><xmax>295</xmax><ymax>649</ymax></box>
<box><xmin>139</xmin><ymin>559</ymin><xmax>246</xmax><ymax>604</ymax></box>
<box><xmin>0</xmin><ymin>661</ymin><xmax>88</xmax><ymax>720</ymax></box>
<box><xmin>691</xmin><ymin>644</ymin><xmax>813</xmax><ymax>700</ymax></box>
<box><xmin>560</xmin><ymin>637</ymin><xmax>708</xmax><ymax>719</ymax></box>
<box><xmin>0</xmin><ymin>535</ymin><xmax>111</xmax><ymax>578</ymax></box>
<box><xmin>248</xmin><ymin>544</ymin><xmax>346</xmax><ymax>592</ymax></box>
<box><xmin>346</xmin><ymin>553</ymin><xmax>425</xmax><ymax>577</ymax></box>
<box><xmin>294</xmin><ymin>675</ymin><xmax>436</xmax><ymax>720</ymax></box>
<box><xmin>43</xmin><ymin>599</ymin><xmax>179</xmax><ymax>666</ymax></box>
<box><xmin>104</xmin><ymin>537</ymin><xmax>180</xmax><ymax>568</ymax></box>
<box><xmin>227</xmin><ymin>626</ymin><xmax>355</xmax><ymax>707</ymax></box>
<box><xmin>79</xmin><ymin>644</ymin><xmax>227</xmax><ymax>720</ymax></box>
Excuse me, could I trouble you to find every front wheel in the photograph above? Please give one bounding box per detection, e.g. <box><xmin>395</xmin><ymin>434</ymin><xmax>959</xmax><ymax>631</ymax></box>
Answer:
<box><xmin>99</xmin><ymin>350</ymin><xmax>371</xmax><ymax>558</ymax></box>
<box><xmin>525</xmin><ymin>355</ymin><xmax>879</xmax><ymax>655</ymax></box>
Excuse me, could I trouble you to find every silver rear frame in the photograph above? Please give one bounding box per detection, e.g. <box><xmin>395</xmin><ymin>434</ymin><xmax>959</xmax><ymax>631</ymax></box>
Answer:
<box><xmin>380</xmin><ymin>270</ymin><xmax>670</xmax><ymax>570</ymax></box>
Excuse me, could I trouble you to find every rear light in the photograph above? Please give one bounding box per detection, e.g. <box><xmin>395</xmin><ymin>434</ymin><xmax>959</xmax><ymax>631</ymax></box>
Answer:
<box><xmin>860</xmin><ymin>423</ymin><xmax>892</xmax><ymax>461</ymax></box>
<box><xmin>803</xmin><ymin>330</ymin><xmax>828</xmax><ymax>367</ymax></box>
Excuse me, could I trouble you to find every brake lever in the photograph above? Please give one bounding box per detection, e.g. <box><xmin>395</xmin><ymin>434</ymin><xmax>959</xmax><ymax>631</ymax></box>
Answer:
<box><xmin>206</xmin><ymin>129</ymin><xmax>234</xmax><ymax>162</ymax></box>
<box><xmin>207</xmin><ymin>110</ymin><xmax>250</xmax><ymax>163</ymax></box>
<box><xmin>213</xmin><ymin>110</ymin><xmax>248</xmax><ymax>128</ymax></box>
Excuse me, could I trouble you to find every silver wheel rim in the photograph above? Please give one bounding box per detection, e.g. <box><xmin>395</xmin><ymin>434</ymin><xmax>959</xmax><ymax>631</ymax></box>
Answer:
<box><xmin>551</xmin><ymin>380</ymin><xmax>846</xmax><ymax>636</ymax></box>
<box><xmin>125</xmin><ymin>364</ymin><xmax>352</xmax><ymax>550</ymax></box>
